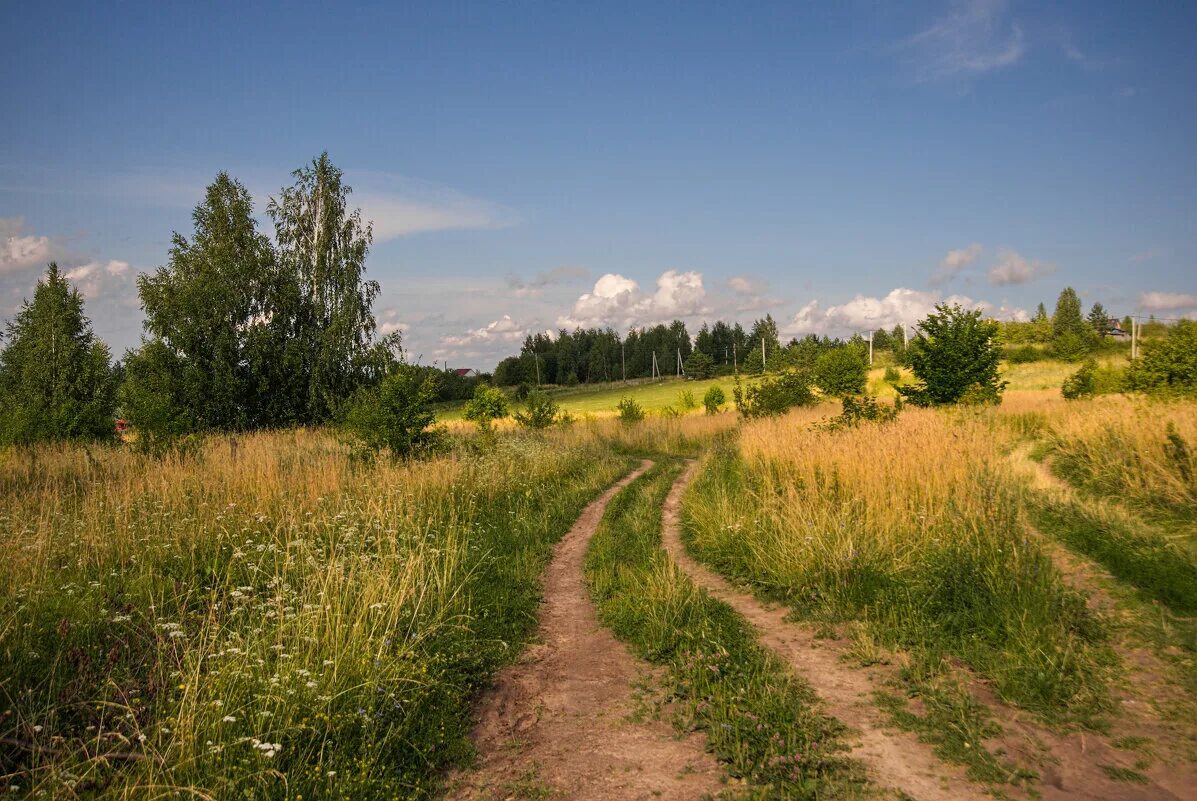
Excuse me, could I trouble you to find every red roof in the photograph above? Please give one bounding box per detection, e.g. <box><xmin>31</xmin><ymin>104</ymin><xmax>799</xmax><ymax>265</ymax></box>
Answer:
<box><xmin>452</xmin><ymin>368</ymin><xmax>475</xmax><ymax>376</ymax></box>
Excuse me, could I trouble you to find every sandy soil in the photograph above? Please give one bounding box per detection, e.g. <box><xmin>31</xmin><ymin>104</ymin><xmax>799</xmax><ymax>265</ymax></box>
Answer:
<box><xmin>447</xmin><ymin>460</ymin><xmax>725</xmax><ymax>801</ymax></box>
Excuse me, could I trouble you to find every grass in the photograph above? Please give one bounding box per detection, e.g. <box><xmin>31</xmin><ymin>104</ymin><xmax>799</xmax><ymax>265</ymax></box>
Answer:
<box><xmin>584</xmin><ymin>461</ymin><xmax>868</xmax><ymax>799</ymax></box>
<box><xmin>0</xmin><ymin>428</ymin><xmax>628</xmax><ymax>799</ymax></box>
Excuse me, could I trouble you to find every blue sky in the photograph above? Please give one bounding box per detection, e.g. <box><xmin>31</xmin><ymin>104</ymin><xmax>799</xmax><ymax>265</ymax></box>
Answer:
<box><xmin>2</xmin><ymin>0</ymin><xmax>1195</xmax><ymax>368</ymax></box>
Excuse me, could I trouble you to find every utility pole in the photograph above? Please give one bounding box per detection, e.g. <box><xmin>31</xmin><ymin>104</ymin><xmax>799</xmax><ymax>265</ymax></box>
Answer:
<box><xmin>621</xmin><ymin>340</ymin><xmax>626</xmax><ymax>383</ymax></box>
<box><xmin>762</xmin><ymin>338</ymin><xmax>767</xmax><ymax>371</ymax></box>
<box><xmin>868</xmin><ymin>331</ymin><xmax>874</xmax><ymax>366</ymax></box>
<box><xmin>1131</xmin><ymin>316</ymin><xmax>1138</xmax><ymax>360</ymax></box>
<box><xmin>733</xmin><ymin>342</ymin><xmax>738</xmax><ymax>375</ymax></box>
<box><xmin>902</xmin><ymin>321</ymin><xmax>908</xmax><ymax>348</ymax></box>
<box><xmin>676</xmin><ymin>347</ymin><xmax>683</xmax><ymax>378</ymax></box>
<box><xmin>534</xmin><ymin>352</ymin><xmax>540</xmax><ymax>386</ymax></box>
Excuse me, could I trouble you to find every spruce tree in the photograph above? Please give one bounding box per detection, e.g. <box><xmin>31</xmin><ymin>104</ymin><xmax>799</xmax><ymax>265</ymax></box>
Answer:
<box><xmin>1086</xmin><ymin>302</ymin><xmax>1109</xmax><ymax>335</ymax></box>
<box><xmin>1052</xmin><ymin>287</ymin><xmax>1096</xmax><ymax>359</ymax></box>
<box><xmin>0</xmin><ymin>264</ymin><xmax>116</xmax><ymax>444</ymax></box>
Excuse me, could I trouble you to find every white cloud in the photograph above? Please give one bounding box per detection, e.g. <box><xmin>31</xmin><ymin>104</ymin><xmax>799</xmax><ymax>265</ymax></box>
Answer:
<box><xmin>783</xmin><ymin>287</ymin><xmax>1025</xmax><ymax>337</ymax></box>
<box><xmin>988</xmin><ymin>249</ymin><xmax>1054</xmax><ymax>285</ymax></box>
<box><xmin>1139</xmin><ymin>292</ymin><xmax>1197</xmax><ymax>312</ymax></box>
<box><xmin>932</xmin><ymin>243</ymin><xmax>982</xmax><ymax>283</ymax></box>
<box><xmin>62</xmin><ymin>260</ymin><xmax>135</xmax><ymax>300</ymax></box>
<box><xmin>898</xmin><ymin>0</ymin><xmax>1026</xmax><ymax>82</ymax></box>
<box><xmin>356</xmin><ymin>190</ymin><xmax>516</xmax><ymax>242</ymax></box>
<box><xmin>1</xmin><ymin>217</ymin><xmax>53</xmax><ymax>274</ymax></box>
<box><xmin>727</xmin><ymin>275</ymin><xmax>766</xmax><ymax>295</ymax></box>
<box><xmin>557</xmin><ymin>270</ymin><xmax>709</xmax><ymax>329</ymax></box>
<box><xmin>440</xmin><ymin>314</ymin><xmax>527</xmax><ymax>347</ymax></box>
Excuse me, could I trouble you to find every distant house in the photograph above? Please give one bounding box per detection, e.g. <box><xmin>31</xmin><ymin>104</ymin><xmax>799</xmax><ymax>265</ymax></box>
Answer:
<box><xmin>1106</xmin><ymin>320</ymin><xmax>1129</xmax><ymax>337</ymax></box>
<box><xmin>451</xmin><ymin>368</ymin><xmax>480</xmax><ymax>377</ymax></box>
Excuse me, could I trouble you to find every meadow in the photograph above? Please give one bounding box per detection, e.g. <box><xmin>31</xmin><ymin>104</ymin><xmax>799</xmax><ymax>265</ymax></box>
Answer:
<box><xmin>3</xmin><ymin>359</ymin><xmax>1197</xmax><ymax>799</ymax></box>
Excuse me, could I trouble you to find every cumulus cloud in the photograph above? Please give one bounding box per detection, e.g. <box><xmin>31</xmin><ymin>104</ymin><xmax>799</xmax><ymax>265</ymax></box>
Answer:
<box><xmin>440</xmin><ymin>314</ymin><xmax>527</xmax><ymax>347</ymax></box>
<box><xmin>897</xmin><ymin>0</ymin><xmax>1026</xmax><ymax>82</ymax></box>
<box><xmin>1139</xmin><ymin>292</ymin><xmax>1197</xmax><ymax>312</ymax></box>
<box><xmin>727</xmin><ymin>275</ymin><xmax>766</xmax><ymax>295</ymax></box>
<box><xmin>506</xmin><ymin>265</ymin><xmax>589</xmax><ymax>297</ymax></box>
<box><xmin>61</xmin><ymin>260</ymin><xmax>134</xmax><ymax>299</ymax></box>
<box><xmin>988</xmin><ymin>249</ymin><xmax>1054</xmax><ymax>285</ymax></box>
<box><xmin>784</xmin><ymin>287</ymin><xmax>1025</xmax><ymax>337</ymax></box>
<box><xmin>557</xmin><ymin>270</ymin><xmax>709</xmax><ymax>329</ymax></box>
<box><xmin>932</xmin><ymin>243</ymin><xmax>982</xmax><ymax>284</ymax></box>
<box><xmin>1</xmin><ymin>217</ymin><xmax>54</xmax><ymax>274</ymax></box>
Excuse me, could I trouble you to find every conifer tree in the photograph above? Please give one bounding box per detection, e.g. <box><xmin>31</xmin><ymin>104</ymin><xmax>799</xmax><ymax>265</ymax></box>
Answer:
<box><xmin>0</xmin><ymin>263</ymin><xmax>116</xmax><ymax>444</ymax></box>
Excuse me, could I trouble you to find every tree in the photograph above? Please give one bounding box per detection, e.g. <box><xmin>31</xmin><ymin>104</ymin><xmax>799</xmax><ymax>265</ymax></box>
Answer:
<box><xmin>0</xmin><ymin>264</ymin><xmax>117</xmax><ymax>445</ymax></box>
<box><xmin>343</xmin><ymin>365</ymin><xmax>440</xmax><ymax>459</ymax></box>
<box><xmin>462</xmin><ymin>385</ymin><xmax>510</xmax><ymax>432</ymax></box>
<box><xmin>1061</xmin><ymin>359</ymin><xmax>1097</xmax><ymax>400</ymax></box>
<box><xmin>616</xmin><ymin>396</ymin><xmax>644</xmax><ymax>424</ymax></box>
<box><xmin>814</xmin><ymin>346</ymin><xmax>867</xmax><ymax>397</ymax></box>
<box><xmin>1034</xmin><ymin>303</ymin><xmax>1048</xmax><ymax>323</ymax></box>
<box><xmin>136</xmin><ymin>173</ymin><xmax>293</xmax><ymax>431</ymax></box>
<box><xmin>1087</xmin><ymin>302</ymin><xmax>1109</xmax><ymax>335</ymax></box>
<box><xmin>899</xmin><ymin>304</ymin><xmax>1006</xmax><ymax>406</ymax></box>
<box><xmin>269</xmin><ymin>152</ymin><xmax>394</xmax><ymax>422</ymax></box>
<box><xmin>1052</xmin><ymin>287</ymin><xmax>1096</xmax><ymax>360</ymax></box>
<box><xmin>514</xmin><ymin>389</ymin><xmax>560</xmax><ymax>429</ymax></box>
<box><xmin>1126</xmin><ymin>320</ymin><xmax>1197</xmax><ymax>394</ymax></box>
<box><xmin>684</xmin><ymin>350</ymin><xmax>715</xmax><ymax>379</ymax></box>
<box><xmin>702</xmin><ymin>385</ymin><xmax>726</xmax><ymax>414</ymax></box>
<box><xmin>733</xmin><ymin>370</ymin><xmax>815</xmax><ymax>418</ymax></box>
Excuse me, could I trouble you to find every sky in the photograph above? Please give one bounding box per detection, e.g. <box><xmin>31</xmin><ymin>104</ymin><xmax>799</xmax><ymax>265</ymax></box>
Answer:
<box><xmin>2</xmin><ymin>0</ymin><xmax>1195</xmax><ymax>369</ymax></box>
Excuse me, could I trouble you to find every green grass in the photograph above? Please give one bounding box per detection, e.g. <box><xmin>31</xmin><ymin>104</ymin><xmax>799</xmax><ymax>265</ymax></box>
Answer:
<box><xmin>584</xmin><ymin>461</ymin><xmax>868</xmax><ymax>799</ymax></box>
<box><xmin>437</xmin><ymin>376</ymin><xmax>740</xmax><ymax>420</ymax></box>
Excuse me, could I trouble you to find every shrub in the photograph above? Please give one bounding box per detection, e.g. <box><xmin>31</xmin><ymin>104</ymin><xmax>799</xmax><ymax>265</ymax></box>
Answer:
<box><xmin>678</xmin><ymin>389</ymin><xmax>697</xmax><ymax>410</ymax></box>
<box><xmin>900</xmin><ymin>304</ymin><xmax>1006</xmax><ymax>407</ymax></box>
<box><xmin>1052</xmin><ymin>330</ymin><xmax>1096</xmax><ymax>362</ymax></box>
<box><xmin>814</xmin><ymin>346</ymin><xmax>867</xmax><ymax>396</ymax></box>
<box><xmin>818</xmin><ymin>395</ymin><xmax>899</xmax><ymax>431</ymax></box>
<box><xmin>883</xmin><ymin>365</ymin><xmax>901</xmax><ymax>383</ymax></box>
<box><xmin>702</xmin><ymin>385</ymin><xmax>726</xmax><ymax>415</ymax></box>
<box><xmin>660</xmin><ymin>405</ymin><xmax>681</xmax><ymax>419</ymax></box>
<box><xmin>462</xmin><ymin>385</ymin><xmax>510</xmax><ymax>432</ymax></box>
<box><xmin>343</xmin><ymin>365</ymin><xmax>441</xmax><ymax>459</ymax></box>
<box><xmin>733</xmin><ymin>370</ymin><xmax>816</xmax><ymax>419</ymax></box>
<box><xmin>513</xmin><ymin>389</ymin><xmax>560</xmax><ymax>429</ymax></box>
<box><xmin>1006</xmin><ymin>345</ymin><xmax>1045</xmax><ymax>364</ymax></box>
<box><xmin>514</xmin><ymin>382</ymin><xmax>532</xmax><ymax>401</ymax></box>
<box><xmin>616</xmin><ymin>396</ymin><xmax>645</xmax><ymax>424</ymax></box>
<box><xmin>1061</xmin><ymin>360</ymin><xmax>1097</xmax><ymax>400</ymax></box>
<box><xmin>1126</xmin><ymin>320</ymin><xmax>1197</xmax><ymax>395</ymax></box>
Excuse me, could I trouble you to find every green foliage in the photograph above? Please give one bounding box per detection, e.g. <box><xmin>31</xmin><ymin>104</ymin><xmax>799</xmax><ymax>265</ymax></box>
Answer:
<box><xmin>616</xmin><ymin>396</ymin><xmax>645</xmax><ymax>424</ymax></box>
<box><xmin>813</xmin><ymin>346</ymin><xmax>867</xmax><ymax>397</ymax></box>
<box><xmin>1126</xmin><ymin>320</ymin><xmax>1197</xmax><ymax>394</ymax></box>
<box><xmin>1062</xmin><ymin>359</ymin><xmax>1097</xmax><ymax>400</ymax></box>
<box><xmin>0</xmin><ymin>264</ymin><xmax>116</xmax><ymax>446</ymax></box>
<box><xmin>899</xmin><ymin>304</ymin><xmax>1006</xmax><ymax>406</ymax></box>
<box><xmin>513</xmin><ymin>389</ymin><xmax>560</xmax><ymax>430</ymax></box>
<box><xmin>1006</xmin><ymin>344</ymin><xmax>1046</xmax><ymax>363</ymax></box>
<box><xmin>817</xmin><ymin>395</ymin><xmax>899</xmax><ymax>431</ymax></box>
<box><xmin>677</xmin><ymin>389</ymin><xmax>697</xmax><ymax>410</ymax></box>
<box><xmin>1052</xmin><ymin>288</ymin><xmax>1098</xmax><ymax>360</ymax></box>
<box><xmin>683</xmin><ymin>350</ymin><xmax>715</xmax><ymax>379</ymax></box>
<box><xmin>733</xmin><ymin>370</ymin><xmax>816</xmax><ymax>418</ymax></box>
<box><xmin>269</xmin><ymin>152</ymin><xmax>395</xmax><ymax>423</ymax></box>
<box><xmin>343</xmin><ymin>365</ymin><xmax>441</xmax><ymax>459</ymax></box>
<box><xmin>462</xmin><ymin>385</ymin><xmax>510</xmax><ymax>432</ymax></box>
<box><xmin>119</xmin><ymin>340</ymin><xmax>195</xmax><ymax>455</ymax></box>
<box><xmin>883</xmin><ymin>365</ymin><xmax>901</xmax><ymax>383</ymax></box>
<box><xmin>702</xmin><ymin>385</ymin><xmax>726</xmax><ymax>415</ymax></box>
<box><xmin>1087</xmin><ymin>302</ymin><xmax>1109</xmax><ymax>334</ymax></box>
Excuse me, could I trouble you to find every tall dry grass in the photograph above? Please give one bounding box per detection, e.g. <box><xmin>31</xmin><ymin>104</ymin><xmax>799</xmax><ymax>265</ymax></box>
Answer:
<box><xmin>0</xmin><ymin>427</ymin><xmax>627</xmax><ymax>799</ymax></box>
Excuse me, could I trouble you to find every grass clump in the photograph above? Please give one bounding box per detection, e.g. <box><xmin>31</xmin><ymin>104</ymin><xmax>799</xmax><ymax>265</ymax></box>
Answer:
<box><xmin>585</xmin><ymin>462</ymin><xmax>867</xmax><ymax>799</ymax></box>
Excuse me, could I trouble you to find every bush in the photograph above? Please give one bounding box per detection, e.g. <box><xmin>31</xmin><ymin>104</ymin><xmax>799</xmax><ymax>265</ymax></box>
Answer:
<box><xmin>817</xmin><ymin>395</ymin><xmax>899</xmax><ymax>431</ymax></box>
<box><xmin>900</xmin><ymin>304</ymin><xmax>1006</xmax><ymax>407</ymax></box>
<box><xmin>462</xmin><ymin>385</ymin><xmax>510</xmax><ymax>432</ymax></box>
<box><xmin>616</xmin><ymin>396</ymin><xmax>644</xmax><ymax>424</ymax></box>
<box><xmin>660</xmin><ymin>405</ymin><xmax>681</xmax><ymax>419</ymax></box>
<box><xmin>733</xmin><ymin>370</ymin><xmax>816</xmax><ymax>419</ymax></box>
<box><xmin>678</xmin><ymin>389</ymin><xmax>697</xmax><ymax>410</ymax></box>
<box><xmin>814</xmin><ymin>346</ymin><xmax>867</xmax><ymax>397</ymax></box>
<box><xmin>703</xmin><ymin>385</ymin><xmax>726</xmax><ymax>415</ymax></box>
<box><xmin>1061</xmin><ymin>360</ymin><xmax>1097</xmax><ymax>400</ymax></box>
<box><xmin>513</xmin><ymin>389</ymin><xmax>560</xmax><ymax>429</ymax></box>
<box><xmin>883</xmin><ymin>365</ymin><xmax>901</xmax><ymax>383</ymax></box>
<box><xmin>1052</xmin><ymin>330</ymin><xmax>1096</xmax><ymax>362</ymax></box>
<box><xmin>1006</xmin><ymin>345</ymin><xmax>1045</xmax><ymax>364</ymax></box>
<box><xmin>343</xmin><ymin>365</ymin><xmax>441</xmax><ymax>459</ymax></box>
<box><xmin>514</xmin><ymin>382</ymin><xmax>532</xmax><ymax>401</ymax></box>
<box><xmin>1126</xmin><ymin>320</ymin><xmax>1197</xmax><ymax>395</ymax></box>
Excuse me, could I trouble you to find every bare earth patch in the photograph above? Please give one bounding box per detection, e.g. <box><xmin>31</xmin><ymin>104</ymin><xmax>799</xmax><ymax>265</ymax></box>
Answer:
<box><xmin>447</xmin><ymin>461</ymin><xmax>724</xmax><ymax>801</ymax></box>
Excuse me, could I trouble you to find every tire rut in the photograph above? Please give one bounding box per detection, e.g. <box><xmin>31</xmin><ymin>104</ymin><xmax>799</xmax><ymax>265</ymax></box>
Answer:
<box><xmin>447</xmin><ymin>460</ymin><xmax>725</xmax><ymax>801</ymax></box>
<box><xmin>661</xmin><ymin>460</ymin><xmax>990</xmax><ymax>801</ymax></box>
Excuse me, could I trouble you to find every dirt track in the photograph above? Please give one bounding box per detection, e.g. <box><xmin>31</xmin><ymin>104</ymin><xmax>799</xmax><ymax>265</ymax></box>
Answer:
<box><xmin>447</xmin><ymin>460</ymin><xmax>724</xmax><ymax>801</ymax></box>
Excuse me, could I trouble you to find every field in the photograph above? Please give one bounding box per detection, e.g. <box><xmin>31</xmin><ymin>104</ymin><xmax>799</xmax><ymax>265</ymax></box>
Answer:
<box><xmin>4</xmin><ymin>360</ymin><xmax>1197</xmax><ymax>800</ymax></box>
